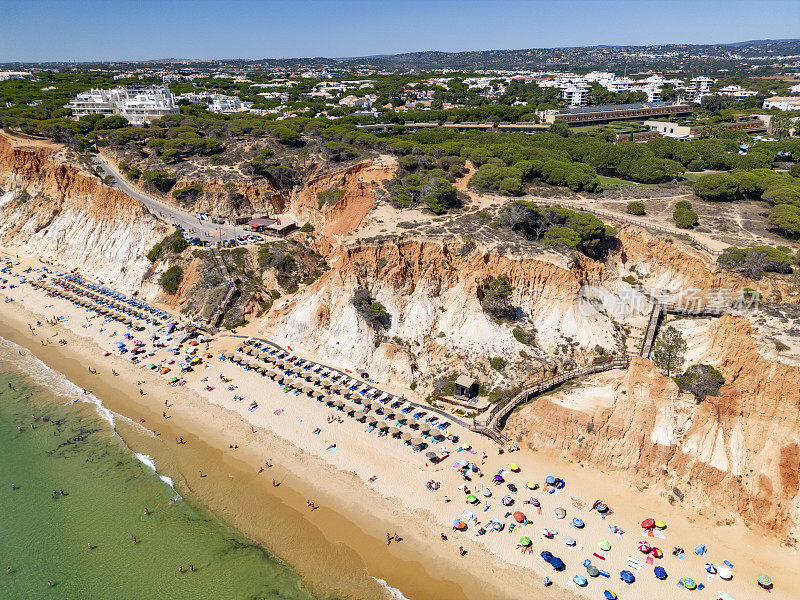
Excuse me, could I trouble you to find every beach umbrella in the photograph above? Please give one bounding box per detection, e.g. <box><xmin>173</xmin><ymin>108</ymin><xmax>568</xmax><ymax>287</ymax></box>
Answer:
<box><xmin>651</xmin><ymin>547</ymin><xmax>663</xmax><ymax>558</ymax></box>
<box><xmin>586</xmin><ymin>564</ymin><xmax>600</xmax><ymax>577</ymax></box>
<box><xmin>314</xmin><ymin>391</ymin><xmax>324</xmax><ymax>399</ymax></box>
<box><xmin>540</xmin><ymin>551</ymin><xmax>553</xmax><ymax>563</ymax></box>
<box><xmin>481</xmin><ymin>488</ymin><xmax>492</xmax><ymax>497</ymax></box>
<box><xmin>525</xmin><ymin>481</ymin><xmax>538</xmax><ymax>490</ymax></box>
<box><xmin>388</xmin><ymin>427</ymin><xmax>400</xmax><ymax>436</ymax></box>
<box><xmin>717</xmin><ymin>566</ymin><xmax>733</xmax><ymax>580</ymax></box>
<box><xmin>400</xmin><ymin>432</ymin><xmax>411</xmax><ymax>441</ymax></box>
<box><xmin>554</xmin><ymin>507</ymin><xmax>566</xmax><ymax>519</ymax></box>
<box><xmin>603</xmin><ymin>592</ymin><xmax>617</xmax><ymax>600</ymax></box>
<box><xmin>334</xmin><ymin>399</ymin><xmax>344</xmax><ymax>408</ymax></box>
<box><xmin>637</xmin><ymin>541</ymin><xmax>651</xmax><ymax>553</ymax></box>
<box><xmin>705</xmin><ymin>563</ymin><xmax>718</xmax><ymax>575</ymax></box>
<box><xmin>573</xmin><ymin>575</ymin><xmax>587</xmax><ymax>587</ymax></box>
<box><xmin>384</xmin><ymin>411</ymin><xmax>397</xmax><ymax>420</ymax></box>
<box><xmin>653</xmin><ymin>566</ymin><xmax>667</xmax><ymax>580</ymax></box>
<box><xmin>411</xmin><ymin>438</ymin><xmax>424</xmax><ymax>447</ymax></box>
<box><xmin>641</xmin><ymin>518</ymin><xmax>655</xmax><ymax>529</ymax></box>
<box><xmin>682</xmin><ymin>578</ymin><xmax>697</xmax><ymax>590</ymax></box>
<box><xmin>301</xmin><ymin>386</ymin><xmax>312</xmax><ymax>394</ymax></box>
<box><xmin>376</xmin><ymin>421</ymin><xmax>389</xmax><ymax>430</ymax></box>
<box><xmin>369</xmin><ymin>402</ymin><xmax>381</xmax><ymax>411</ymax></box>
<box><xmin>501</xmin><ymin>495</ymin><xmax>513</xmax><ymax>506</ymax></box>
<box><xmin>513</xmin><ymin>511</ymin><xmax>526</xmax><ymax>522</ymax></box>
<box><xmin>620</xmin><ymin>570</ymin><xmax>635</xmax><ymax>584</ymax></box>
<box><xmin>757</xmin><ymin>574</ymin><xmax>773</xmax><ymax>589</ymax></box>
<box><xmin>406</xmin><ymin>419</ymin><xmax>419</xmax><ymax>428</ymax></box>
<box><xmin>493</xmin><ymin>475</ymin><xmax>504</xmax><ymax>483</ymax></box>
<box><xmin>466</xmin><ymin>495</ymin><xmax>478</xmax><ymax>504</ymax></box>
<box><xmin>366</xmin><ymin>415</ymin><xmax>377</xmax><ymax>424</ymax></box>
<box><xmin>520</xmin><ymin>536</ymin><xmax>532</xmax><ymax>547</ymax></box>
<box><xmin>549</xmin><ymin>557</ymin><xmax>565</xmax><ymax>571</ymax></box>
<box><xmin>694</xmin><ymin>544</ymin><xmax>707</xmax><ymax>556</ymax></box>
<box><xmin>654</xmin><ymin>520</ymin><xmax>666</xmax><ymax>529</ymax></box>
<box><xmin>564</xmin><ymin>536</ymin><xmax>576</xmax><ymax>546</ymax></box>
<box><xmin>508</xmin><ymin>463</ymin><xmax>520</xmax><ymax>472</ymax></box>
<box><xmin>453</xmin><ymin>519</ymin><xmax>466</xmax><ymax>530</ymax></box>
<box><xmin>419</xmin><ymin>425</ymin><xmax>431</xmax><ymax>435</ymax></box>
<box><xmin>545</xmin><ymin>475</ymin><xmax>555</xmax><ymax>485</ymax></box>
<box><xmin>425</xmin><ymin>451</ymin><xmax>437</xmax><ymax>460</ymax></box>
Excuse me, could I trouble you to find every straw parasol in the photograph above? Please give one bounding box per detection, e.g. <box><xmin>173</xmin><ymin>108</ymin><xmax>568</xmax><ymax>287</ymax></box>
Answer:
<box><xmin>311</xmin><ymin>375</ymin><xmax>321</xmax><ymax>383</ymax></box>
<box><xmin>314</xmin><ymin>391</ymin><xmax>324</xmax><ymax>399</ymax></box>
<box><xmin>334</xmin><ymin>399</ymin><xmax>344</xmax><ymax>408</ymax></box>
<box><xmin>406</xmin><ymin>419</ymin><xmax>419</xmax><ymax>428</ymax></box>
<box><xmin>411</xmin><ymin>438</ymin><xmax>424</xmax><ymax>446</ymax></box>
<box><xmin>388</xmin><ymin>427</ymin><xmax>400</xmax><ymax>436</ymax></box>
<box><xmin>419</xmin><ymin>424</ymin><xmax>431</xmax><ymax>435</ymax></box>
<box><xmin>365</xmin><ymin>415</ymin><xmax>377</xmax><ymax>424</ymax></box>
<box><xmin>369</xmin><ymin>402</ymin><xmax>382</xmax><ymax>411</ymax></box>
<box><xmin>301</xmin><ymin>386</ymin><xmax>312</xmax><ymax>394</ymax></box>
<box><xmin>354</xmin><ymin>411</ymin><xmax>366</xmax><ymax>421</ymax></box>
<box><xmin>376</xmin><ymin>421</ymin><xmax>389</xmax><ymax>430</ymax></box>
<box><xmin>400</xmin><ymin>432</ymin><xmax>412</xmax><ymax>441</ymax></box>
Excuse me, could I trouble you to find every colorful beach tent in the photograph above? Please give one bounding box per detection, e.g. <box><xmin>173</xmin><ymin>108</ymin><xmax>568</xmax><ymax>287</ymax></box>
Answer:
<box><xmin>598</xmin><ymin>540</ymin><xmax>611</xmax><ymax>551</ymax></box>
<box><xmin>573</xmin><ymin>575</ymin><xmax>587</xmax><ymax>587</ymax></box>
<box><xmin>654</xmin><ymin>566</ymin><xmax>667</xmax><ymax>580</ymax></box>
<box><xmin>603</xmin><ymin>592</ymin><xmax>617</xmax><ymax>600</ymax></box>
<box><xmin>682</xmin><ymin>578</ymin><xmax>697</xmax><ymax>590</ymax></box>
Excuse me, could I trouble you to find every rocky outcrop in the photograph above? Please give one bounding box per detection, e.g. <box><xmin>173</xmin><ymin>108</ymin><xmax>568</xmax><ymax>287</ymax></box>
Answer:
<box><xmin>0</xmin><ymin>133</ymin><xmax>164</xmax><ymax>291</ymax></box>
<box><xmin>261</xmin><ymin>237</ymin><xmax>625</xmax><ymax>389</ymax></box>
<box><xmin>506</xmin><ymin>315</ymin><xmax>800</xmax><ymax>537</ymax></box>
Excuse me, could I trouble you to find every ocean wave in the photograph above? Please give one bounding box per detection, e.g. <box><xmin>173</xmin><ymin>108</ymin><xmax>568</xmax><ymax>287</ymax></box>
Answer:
<box><xmin>0</xmin><ymin>334</ymin><xmax>178</xmax><ymax>499</ymax></box>
<box><xmin>373</xmin><ymin>577</ymin><xmax>412</xmax><ymax>600</ymax></box>
<box><xmin>134</xmin><ymin>452</ymin><xmax>182</xmax><ymax>501</ymax></box>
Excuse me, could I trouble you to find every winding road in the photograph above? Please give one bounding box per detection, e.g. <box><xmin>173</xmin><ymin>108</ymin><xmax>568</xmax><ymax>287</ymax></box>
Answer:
<box><xmin>91</xmin><ymin>153</ymin><xmax>255</xmax><ymax>244</ymax></box>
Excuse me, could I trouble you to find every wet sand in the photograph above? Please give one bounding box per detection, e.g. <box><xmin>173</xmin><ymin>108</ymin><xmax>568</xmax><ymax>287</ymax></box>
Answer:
<box><xmin>0</xmin><ymin>293</ymin><xmax>558</xmax><ymax>600</ymax></box>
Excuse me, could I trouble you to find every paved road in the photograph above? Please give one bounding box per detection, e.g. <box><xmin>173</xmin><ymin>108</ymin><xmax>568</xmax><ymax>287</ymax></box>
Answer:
<box><xmin>92</xmin><ymin>153</ymin><xmax>256</xmax><ymax>244</ymax></box>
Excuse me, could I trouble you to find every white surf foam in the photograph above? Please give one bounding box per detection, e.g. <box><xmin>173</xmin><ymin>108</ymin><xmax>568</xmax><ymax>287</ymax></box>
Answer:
<box><xmin>373</xmin><ymin>577</ymin><xmax>412</xmax><ymax>600</ymax></box>
<box><xmin>134</xmin><ymin>452</ymin><xmax>181</xmax><ymax>500</ymax></box>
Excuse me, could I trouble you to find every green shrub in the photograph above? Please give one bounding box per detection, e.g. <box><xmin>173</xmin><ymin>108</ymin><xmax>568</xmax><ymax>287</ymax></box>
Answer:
<box><xmin>674</xmin><ymin>364</ymin><xmax>725</xmax><ymax>400</ymax></box>
<box><xmin>768</xmin><ymin>204</ymin><xmax>800</xmax><ymax>238</ymax></box>
<box><xmin>159</xmin><ymin>265</ymin><xmax>184</xmax><ymax>294</ymax></box>
<box><xmin>172</xmin><ymin>184</ymin><xmax>203</xmax><ymax>202</ymax></box>
<box><xmin>626</xmin><ymin>201</ymin><xmax>646</xmax><ymax>215</ymax></box>
<box><xmin>673</xmin><ymin>205</ymin><xmax>699</xmax><ymax>229</ymax></box>
<box><xmin>622</xmin><ymin>275</ymin><xmax>637</xmax><ymax>285</ymax></box>
<box><xmin>693</xmin><ymin>173</ymin><xmax>739</xmax><ymax>201</ymax></box>
<box><xmin>169</xmin><ymin>235</ymin><xmax>188</xmax><ymax>253</ymax></box>
<box><xmin>512</xmin><ymin>327</ymin><xmax>535</xmax><ymax>345</ymax></box>
<box><xmin>490</xmin><ymin>356</ymin><xmax>507</xmax><ymax>370</ymax></box>
<box><xmin>299</xmin><ymin>222</ymin><xmax>314</xmax><ymax>233</ymax></box>
<box><xmin>717</xmin><ymin>245</ymin><xmax>793</xmax><ymax>276</ymax></box>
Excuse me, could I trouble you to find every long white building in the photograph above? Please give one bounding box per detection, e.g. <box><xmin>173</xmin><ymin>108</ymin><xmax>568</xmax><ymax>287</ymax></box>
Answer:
<box><xmin>175</xmin><ymin>92</ymin><xmax>252</xmax><ymax>113</ymax></box>
<box><xmin>66</xmin><ymin>86</ymin><xmax>180</xmax><ymax>125</ymax></box>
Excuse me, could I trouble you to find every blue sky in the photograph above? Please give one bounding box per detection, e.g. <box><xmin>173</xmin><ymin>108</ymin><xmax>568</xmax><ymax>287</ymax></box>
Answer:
<box><xmin>2</xmin><ymin>0</ymin><xmax>799</xmax><ymax>62</ymax></box>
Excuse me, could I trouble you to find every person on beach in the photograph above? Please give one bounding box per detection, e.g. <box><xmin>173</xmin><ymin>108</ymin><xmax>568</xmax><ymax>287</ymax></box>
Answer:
<box><xmin>179</xmin><ymin>566</ymin><xmax>183</xmax><ymax>574</ymax></box>
<box><xmin>47</xmin><ymin>580</ymin><xmax>52</xmax><ymax>587</ymax></box>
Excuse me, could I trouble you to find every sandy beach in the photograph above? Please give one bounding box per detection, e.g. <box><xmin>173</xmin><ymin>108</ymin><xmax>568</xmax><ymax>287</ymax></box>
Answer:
<box><xmin>1</xmin><ymin>251</ymin><xmax>798</xmax><ymax>600</ymax></box>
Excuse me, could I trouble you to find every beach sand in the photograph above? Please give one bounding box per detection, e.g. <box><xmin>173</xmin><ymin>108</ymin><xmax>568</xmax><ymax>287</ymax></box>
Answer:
<box><xmin>1</xmin><ymin>253</ymin><xmax>798</xmax><ymax>600</ymax></box>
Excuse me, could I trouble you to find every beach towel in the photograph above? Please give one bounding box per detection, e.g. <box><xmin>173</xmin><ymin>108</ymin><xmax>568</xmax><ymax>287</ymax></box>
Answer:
<box><xmin>273</xmin><ymin>409</ymin><xmax>282</xmax><ymax>415</ymax></box>
<box><xmin>625</xmin><ymin>557</ymin><xmax>644</xmax><ymax>572</ymax></box>
<box><xmin>646</xmin><ymin>556</ymin><xmax>654</xmax><ymax>565</ymax></box>
<box><xmin>592</xmin><ymin>552</ymin><xmax>605</xmax><ymax>560</ymax></box>
<box><xmin>678</xmin><ymin>553</ymin><xmax>686</xmax><ymax>561</ymax></box>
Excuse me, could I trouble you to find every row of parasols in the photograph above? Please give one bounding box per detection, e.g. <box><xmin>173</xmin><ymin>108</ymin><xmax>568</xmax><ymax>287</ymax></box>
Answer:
<box><xmin>51</xmin><ymin>277</ymin><xmax>163</xmax><ymax>325</ymax></box>
<box><xmin>30</xmin><ymin>281</ymin><xmax>145</xmax><ymax>329</ymax></box>
<box><xmin>231</xmin><ymin>350</ymin><xmax>446</xmax><ymax>446</ymax></box>
<box><xmin>58</xmin><ymin>273</ymin><xmax>173</xmax><ymax>323</ymax></box>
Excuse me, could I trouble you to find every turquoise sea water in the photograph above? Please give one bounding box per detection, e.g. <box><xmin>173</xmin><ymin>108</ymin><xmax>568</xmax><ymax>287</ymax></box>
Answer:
<box><xmin>0</xmin><ymin>336</ymin><xmax>317</xmax><ymax>600</ymax></box>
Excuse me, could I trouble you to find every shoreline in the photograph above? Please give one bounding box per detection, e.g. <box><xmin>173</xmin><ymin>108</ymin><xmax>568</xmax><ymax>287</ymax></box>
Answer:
<box><xmin>1</xmin><ymin>260</ymin><xmax>798</xmax><ymax>600</ymax></box>
<box><xmin>0</xmin><ymin>280</ymin><xmax>552</xmax><ymax>600</ymax></box>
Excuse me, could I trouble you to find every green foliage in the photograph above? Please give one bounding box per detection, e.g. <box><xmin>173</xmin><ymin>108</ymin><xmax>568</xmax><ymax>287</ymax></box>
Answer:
<box><xmin>159</xmin><ymin>265</ymin><xmax>184</xmax><ymax>294</ymax></box>
<box><xmin>102</xmin><ymin>174</ymin><xmax>116</xmax><ymax>186</ymax></box>
<box><xmin>172</xmin><ymin>183</ymin><xmax>203</xmax><ymax>202</ymax></box>
<box><xmin>626</xmin><ymin>201</ymin><xmax>646</xmax><ymax>215</ymax></box>
<box><xmin>768</xmin><ymin>204</ymin><xmax>800</xmax><ymax>238</ymax></box>
<box><xmin>298</xmin><ymin>222</ymin><xmax>314</xmax><ymax>233</ymax></box>
<box><xmin>142</xmin><ymin>169</ymin><xmax>176</xmax><ymax>193</ymax></box>
<box><xmin>512</xmin><ymin>327</ymin><xmax>535</xmax><ymax>345</ymax></box>
<box><xmin>693</xmin><ymin>173</ymin><xmax>739</xmax><ymax>201</ymax></box>
<box><xmin>673</xmin><ymin>201</ymin><xmax>699</xmax><ymax>229</ymax></box>
<box><xmin>652</xmin><ymin>326</ymin><xmax>687</xmax><ymax>376</ymax></box>
<box><xmin>717</xmin><ymin>245</ymin><xmax>794</xmax><ymax>277</ymax></box>
<box><xmin>674</xmin><ymin>364</ymin><xmax>725</xmax><ymax>401</ymax></box>
<box><xmin>790</xmin><ymin>163</ymin><xmax>800</xmax><ymax>178</ymax></box>
<box><xmin>146</xmin><ymin>239</ymin><xmax>164</xmax><ymax>263</ymax></box>
<box><xmin>351</xmin><ymin>288</ymin><xmax>391</xmax><ymax>330</ymax></box>
<box><xmin>481</xmin><ymin>274</ymin><xmax>514</xmax><ymax>319</ymax></box>
<box><xmin>317</xmin><ymin>186</ymin><xmax>346</xmax><ymax>208</ymax></box>
<box><xmin>269</xmin><ymin>289</ymin><xmax>281</xmax><ymax>300</ymax></box>
<box><xmin>502</xmin><ymin>200</ymin><xmax>615</xmax><ymax>256</ymax></box>
<box><xmin>169</xmin><ymin>235</ymin><xmax>188</xmax><ymax>254</ymax></box>
<box><xmin>489</xmin><ymin>356</ymin><xmax>508</xmax><ymax>370</ymax></box>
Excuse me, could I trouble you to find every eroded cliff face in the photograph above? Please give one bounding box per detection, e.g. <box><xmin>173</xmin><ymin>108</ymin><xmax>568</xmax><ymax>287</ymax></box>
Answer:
<box><xmin>506</xmin><ymin>315</ymin><xmax>800</xmax><ymax>538</ymax></box>
<box><xmin>261</xmin><ymin>236</ymin><xmax>627</xmax><ymax>389</ymax></box>
<box><xmin>0</xmin><ymin>134</ymin><xmax>164</xmax><ymax>292</ymax></box>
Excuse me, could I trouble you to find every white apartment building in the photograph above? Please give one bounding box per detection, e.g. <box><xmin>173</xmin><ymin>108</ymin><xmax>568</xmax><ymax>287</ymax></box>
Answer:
<box><xmin>717</xmin><ymin>85</ymin><xmax>758</xmax><ymax>100</ymax></box>
<box><xmin>175</xmin><ymin>92</ymin><xmax>252</xmax><ymax>113</ymax></box>
<box><xmin>562</xmin><ymin>86</ymin><xmax>589</xmax><ymax>107</ymax></box>
<box><xmin>0</xmin><ymin>71</ymin><xmax>32</xmax><ymax>81</ymax></box>
<box><xmin>762</xmin><ymin>96</ymin><xmax>800</xmax><ymax>111</ymax></box>
<box><xmin>66</xmin><ymin>86</ymin><xmax>179</xmax><ymax>125</ymax></box>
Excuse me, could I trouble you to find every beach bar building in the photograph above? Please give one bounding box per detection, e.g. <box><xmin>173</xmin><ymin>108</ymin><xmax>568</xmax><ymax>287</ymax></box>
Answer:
<box><xmin>454</xmin><ymin>375</ymin><xmax>478</xmax><ymax>400</ymax></box>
